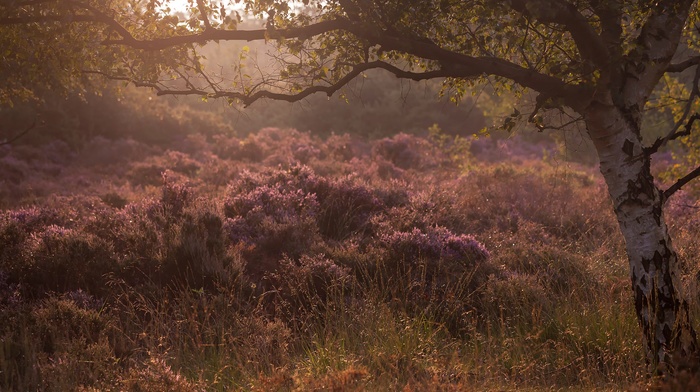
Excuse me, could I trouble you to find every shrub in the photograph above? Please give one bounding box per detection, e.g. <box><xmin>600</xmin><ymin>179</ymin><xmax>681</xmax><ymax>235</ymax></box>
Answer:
<box><xmin>380</xmin><ymin>226</ymin><xmax>489</xmax><ymax>266</ymax></box>
<box><xmin>231</xmin><ymin>165</ymin><xmax>401</xmax><ymax>241</ymax></box>
<box><xmin>100</xmin><ymin>192</ymin><xmax>128</xmax><ymax>209</ymax></box>
<box><xmin>118</xmin><ymin>357</ymin><xmax>204</xmax><ymax>392</ymax></box>
<box><xmin>20</xmin><ymin>225</ymin><xmax>117</xmax><ymax>296</ymax></box>
<box><xmin>267</xmin><ymin>254</ymin><xmax>353</xmax><ymax>321</ymax></box>
<box><xmin>372</xmin><ymin>133</ymin><xmax>439</xmax><ymax>170</ymax></box>
<box><xmin>161</xmin><ymin>209</ymin><xmax>239</xmax><ymax>289</ymax></box>
<box><xmin>160</xmin><ymin>172</ymin><xmax>193</xmax><ymax>218</ymax></box>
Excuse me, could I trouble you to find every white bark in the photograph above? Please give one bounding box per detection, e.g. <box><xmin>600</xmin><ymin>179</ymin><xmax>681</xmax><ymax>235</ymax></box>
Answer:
<box><xmin>584</xmin><ymin>98</ymin><xmax>697</xmax><ymax>371</ymax></box>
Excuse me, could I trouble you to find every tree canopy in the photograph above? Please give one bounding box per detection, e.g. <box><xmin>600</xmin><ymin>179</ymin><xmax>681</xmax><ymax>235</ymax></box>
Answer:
<box><xmin>0</xmin><ymin>1</ymin><xmax>693</xmax><ymax>110</ymax></box>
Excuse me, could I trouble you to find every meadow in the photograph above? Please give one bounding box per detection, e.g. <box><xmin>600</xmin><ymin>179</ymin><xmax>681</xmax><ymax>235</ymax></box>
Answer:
<box><xmin>1</xmin><ymin>126</ymin><xmax>698</xmax><ymax>390</ymax></box>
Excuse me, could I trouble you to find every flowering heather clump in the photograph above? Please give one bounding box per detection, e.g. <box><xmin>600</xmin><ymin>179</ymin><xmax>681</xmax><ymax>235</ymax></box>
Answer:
<box><xmin>225</xmin><ymin>185</ymin><xmax>319</xmax><ymax>220</ymax></box>
<box><xmin>94</xmin><ymin>199</ymin><xmax>162</xmax><ymax>272</ymax></box>
<box><xmin>373</xmin><ymin>132</ymin><xmax>438</xmax><ymax>170</ymax></box>
<box><xmin>313</xmin><ymin>175</ymin><xmax>387</xmax><ymax>240</ymax></box>
<box><xmin>0</xmin><ymin>207</ymin><xmax>81</xmax><ymax>291</ymax></box>
<box><xmin>212</xmin><ymin>135</ymin><xmax>265</xmax><ymax>162</ymax></box>
<box><xmin>161</xmin><ymin>209</ymin><xmax>238</xmax><ymax>288</ymax></box>
<box><xmin>228</xmin><ymin>165</ymin><xmax>397</xmax><ymax>241</ymax></box>
<box><xmin>0</xmin><ymin>126</ymin><xmax>650</xmax><ymax>389</ymax></box>
<box><xmin>224</xmin><ymin>183</ymin><xmax>320</xmax><ymax>264</ymax></box>
<box><xmin>160</xmin><ymin>150</ymin><xmax>201</xmax><ymax>176</ymax></box>
<box><xmin>381</xmin><ymin>226</ymin><xmax>489</xmax><ymax>265</ymax></box>
<box><xmin>160</xmin><ymin>172</ymin><xmax>193</xmax><ymax>217</ymax></box>
<box><xmin>292</xmin><ymin>143</ymin><xmax>322</xmax><ymax>164</ymax></box>
<box><xmin>21</xmin><ymin>224</ymin><xmax>117</xmax><ymax>295</ymax></box>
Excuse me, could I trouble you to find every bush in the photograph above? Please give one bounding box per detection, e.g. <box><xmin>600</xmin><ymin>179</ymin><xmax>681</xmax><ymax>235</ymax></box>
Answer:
<box><xmin>161</xmin><ymin>209</ymin><xmax>238</xmax><ymax>289</ymax></box>
<box><xmin>224</xmin><ymin>183</ymin><xmax>321</xmax><ymax>270</ymax></box>
<box><xmin>20</xmin><ymin>225</ymin><xmax>117</xmax><ymax>296</ymax></box>
<box><xmin>372</xmin><ymin>133</ymin><xmax>439</xmax><ymax>170</ymax></box>
<box><xmin>267</xmin><ymin>254</ymin><xmax>353</xmax><ymax>321</ymax></box>
<box><xmin>380</xmin><ymin>226</ymin><xmax>489</xmax><ymax>266</ymax></box>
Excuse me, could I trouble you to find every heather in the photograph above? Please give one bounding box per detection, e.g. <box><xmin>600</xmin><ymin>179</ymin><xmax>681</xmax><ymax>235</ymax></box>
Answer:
<box><xmin>1</xmin><ymin>128</ymin><xmax>696</xmax><ymax>390</ymax></box>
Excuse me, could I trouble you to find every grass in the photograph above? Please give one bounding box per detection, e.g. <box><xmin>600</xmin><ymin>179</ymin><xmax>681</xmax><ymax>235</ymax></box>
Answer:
<box><xmin>0</xmin><ymin>128</ymin><xmax>696</xmax><ymax>390</ymax></box>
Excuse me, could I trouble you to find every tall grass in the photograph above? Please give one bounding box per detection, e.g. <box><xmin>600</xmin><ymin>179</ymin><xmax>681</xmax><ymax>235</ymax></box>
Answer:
<box><xmin>1</xmin><ymin>128</ymin><xmax>696</xmax><ymax>390</ymax></box>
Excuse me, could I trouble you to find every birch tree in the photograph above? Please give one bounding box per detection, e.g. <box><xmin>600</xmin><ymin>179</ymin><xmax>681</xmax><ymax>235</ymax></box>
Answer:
<box><xmin>2</xmin><ymin>0</ymin><xmax>700</xmax><ymax>374</ymax></box>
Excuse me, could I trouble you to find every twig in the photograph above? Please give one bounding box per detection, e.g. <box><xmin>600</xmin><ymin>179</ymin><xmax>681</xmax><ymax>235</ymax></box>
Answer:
<box><xmin>646</xmin><ymin>65</ymin><xmax>700</xmax><ymax>155</ymax></box>
<box><xmin>0</xmin><ymin>120</ymin><xmax>37</xmax><ymax>146</ymax></box>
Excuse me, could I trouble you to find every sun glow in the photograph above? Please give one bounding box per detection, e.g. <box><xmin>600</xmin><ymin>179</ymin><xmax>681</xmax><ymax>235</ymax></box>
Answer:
<box><xmin>160</xmin><ymin>0</ymin><xmax>192</xmax><ymax>16</ymax></box>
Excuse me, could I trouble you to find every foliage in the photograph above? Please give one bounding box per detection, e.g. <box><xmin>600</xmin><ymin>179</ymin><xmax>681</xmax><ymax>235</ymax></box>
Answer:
<box><xmin>0</xmin><ymin>127</ymin><xmax>680</xmax><ymax>390</ymax></box>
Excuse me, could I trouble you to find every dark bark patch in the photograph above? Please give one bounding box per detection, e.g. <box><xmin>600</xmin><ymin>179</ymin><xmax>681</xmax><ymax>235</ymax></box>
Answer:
<box><xmin>623</xmin><ymin>139</ymin><xmax>635</xmax><ymax>156</ymax></box>
<box><xmin>663</xmin><ymin>270</ymin><xmax>673</xmax><ymax>289</ymax></box>
<box><xmin>642</xmin><ymin>256</ymin><xmax>651</xmax><ymax>273</ymax></box>
<box><xmin>640</xmin><ymin>274</ymin><xmax>647</xmax><ymax>288</ymax></box>
<box><xmin>639</xmin><ymin>174</ymin><xmax>656</xmax><ymax>199</ymax></box>
<box><xmin>635</xmin><ymin>286</ymin><xmax>644</xmax><ymax>316</ymax></box>
<box><xmin>626</xmin><ymin>180</ymin><xmax>640</xmax><ymax>200</ymax></box>
<box><xmin>653</xmin><ymin>205</ymin><xmax>662</xmax><ymax>225</ymax></box>
<box><xmin>653</xmin><ymin>250</ymin><xmax>663</xmax><ymax>270</ymax></box>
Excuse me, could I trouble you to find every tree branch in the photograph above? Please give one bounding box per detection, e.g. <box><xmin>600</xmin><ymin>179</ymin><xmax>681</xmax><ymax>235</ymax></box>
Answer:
<box><xmin>507</xmin><ymin>0</ymin><xmax>610</xmax><ymax>69</ymax></box>
<box><xmin>621</xmin><ymin>0</ymin><xmax>695</xmax><ymax>105</ymax></box>
<box><xmin>33</xmin><ymin>1</ymin><xmax>583</xmax><ymax>105</ymax></box>
<box><xmin>667</xmin><ymin>56</ymin><xmax>700</xmax><ymax>73</ymax></box>
<box><xmin>341</xmin><ymin>23</ymin><xmax>584</xmax><ymax>104</ymax></box>
<box><xmin>86</xmin><ymin>61</ymin><xmax>491</xmax><ymax>107</ymax></box>
<box><xmin>196</xmin><ymin>0</ymin><xmax>212</xmax><ymax>31</ymax></box>
<box><xmin>589</xmin><ymin>0</ymin><xmax>622</xmax><ymax>56</ymax></box>
<box><xmin>664</xmin><ymin>164</ymin><xmax>700</xmax><ymax>200</ymax></box>
<box><xmin>646</xmin><ymin>113</ymin><xmax>700</xmax><ymax>156</ymax></box>
<box><xmin>0</xmin><ymin>120</ymin><xmax>36</xmax><ymax>146</ymax></box>
<box><xmin>100</xmin><ymin>18</ymin><xmax>355</xmax><ymax>50</ymax></box>
<box><xmin>646</xmin><ymin>65</ymin><xmax>700</xmax><ymax>155</ymax></box>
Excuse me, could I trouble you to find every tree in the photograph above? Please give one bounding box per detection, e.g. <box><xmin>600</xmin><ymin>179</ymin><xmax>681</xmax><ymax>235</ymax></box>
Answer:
<box><xmin>2</xmin><ymin>0</ymin><xmax>700</xmax><ymax>374</ymax></box>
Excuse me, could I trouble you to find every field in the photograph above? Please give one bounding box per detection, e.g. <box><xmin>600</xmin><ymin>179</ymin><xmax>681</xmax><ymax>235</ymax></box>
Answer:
<box><xmin>1</xmin><ymin>126</ymin><xmax>699</xmax><ymax>391</ymax></box>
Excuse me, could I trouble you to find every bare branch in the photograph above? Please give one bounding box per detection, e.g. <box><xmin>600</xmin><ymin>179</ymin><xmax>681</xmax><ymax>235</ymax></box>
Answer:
<box><xmin>664</xmin><ymin>164</ymin><xmax>700</xmax><ymax>200</ymax></box>
<box><xmin>86</xmin><ymin>61</ymin><xmax>495</xmax><ymax>107</ymax></box>
<box><xmin>527</xmin><ymin>95</ymin><xmax>582</xmax><ymax>131</ymax></box>
<box><xmin>667</xmin><ymin>56</ymin><xmax>700</xmax><ymax>73</ymax></box>
<box><xmin>0</xmin><ymin>120</ymin><xmax>36</xmax><ymax>146</ymax></box>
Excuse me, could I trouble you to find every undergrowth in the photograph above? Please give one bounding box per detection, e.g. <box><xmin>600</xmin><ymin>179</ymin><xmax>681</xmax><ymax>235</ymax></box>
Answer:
<box><xmin>1</xmin><ymin>128</ymin><xmax>696</xmax><ymax>390</ymax></box>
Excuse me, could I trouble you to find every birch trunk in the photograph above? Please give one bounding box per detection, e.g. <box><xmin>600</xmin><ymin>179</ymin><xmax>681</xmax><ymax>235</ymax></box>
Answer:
<box><xmin>584</xmin><ymin>99</ymin><xmax>698</xmax><ymax>372</ymax></box>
